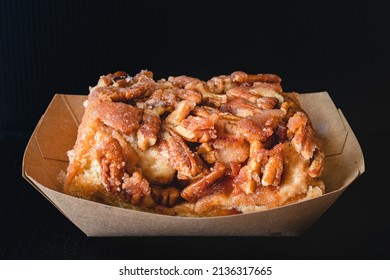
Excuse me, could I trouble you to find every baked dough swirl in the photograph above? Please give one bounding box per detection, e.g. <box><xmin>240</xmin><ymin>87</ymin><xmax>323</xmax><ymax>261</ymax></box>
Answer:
<box><xmin>64</xmin><ymin>70</ymin><xmax>325</xmax><ymax>216</ymax></box>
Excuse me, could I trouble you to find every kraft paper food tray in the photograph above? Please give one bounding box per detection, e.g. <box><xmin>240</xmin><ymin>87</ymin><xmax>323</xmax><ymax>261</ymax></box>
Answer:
<box><xmin>22</xmin><ymin>92</ymin><xmax>365</xmax><ymax>236</ymax></box>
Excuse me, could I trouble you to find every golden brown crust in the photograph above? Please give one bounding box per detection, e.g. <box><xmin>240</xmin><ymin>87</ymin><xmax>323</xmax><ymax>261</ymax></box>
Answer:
<box><xmin>92</xmin><ymin>99</ymin><xmax>142</xmax><ymax>135</ymax></box>
<box><xmin>64</xmin><ymin>70</ymin><xmax>325</xmax><ymax>216</ymax></box>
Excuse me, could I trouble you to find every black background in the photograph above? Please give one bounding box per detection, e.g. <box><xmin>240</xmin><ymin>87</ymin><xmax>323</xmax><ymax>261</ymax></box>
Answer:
<box><xmin>1</xmin><ymin>0</ymin><xmax>389</xmax><ymax>259</ymax></box>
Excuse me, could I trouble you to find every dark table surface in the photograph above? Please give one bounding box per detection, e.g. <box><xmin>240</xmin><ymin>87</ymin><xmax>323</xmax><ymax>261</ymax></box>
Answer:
<box><xmin>1</xmin><ymin>130</ymin><xmax>388</xmax><ymax>260</ymax></box>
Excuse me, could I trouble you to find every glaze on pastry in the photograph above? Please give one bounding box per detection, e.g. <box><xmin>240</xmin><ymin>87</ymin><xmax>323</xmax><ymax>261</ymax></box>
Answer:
<box><xmin>64</xmin><ymin>70</ymin><xmax>325</xmax><ymax>216</ymax></box>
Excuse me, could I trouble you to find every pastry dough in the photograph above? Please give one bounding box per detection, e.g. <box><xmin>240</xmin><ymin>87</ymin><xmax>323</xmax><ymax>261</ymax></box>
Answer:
<box><xmin>64</xmin><ymin>70</ymin><xmax>325</xmax><ymax>216</ymax></box>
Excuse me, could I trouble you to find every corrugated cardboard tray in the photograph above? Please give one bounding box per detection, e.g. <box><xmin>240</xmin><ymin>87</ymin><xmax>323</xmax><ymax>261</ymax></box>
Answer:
<box><xmin>22</xmin><ymin>92</ymin><xmax>364</xmax><ymax>236</ymax></box>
